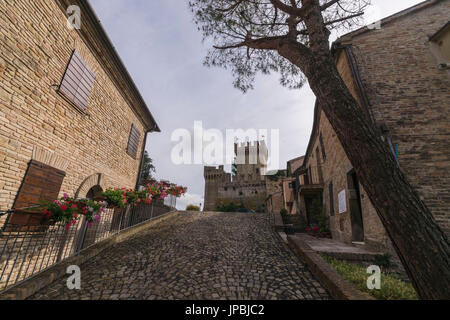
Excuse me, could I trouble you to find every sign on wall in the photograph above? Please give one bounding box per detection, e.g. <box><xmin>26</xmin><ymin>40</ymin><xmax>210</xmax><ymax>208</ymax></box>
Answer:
<box><xmin>338</xmin><ymin>189</ymin><xmax>347</xmax><ymax>214</ymax></box>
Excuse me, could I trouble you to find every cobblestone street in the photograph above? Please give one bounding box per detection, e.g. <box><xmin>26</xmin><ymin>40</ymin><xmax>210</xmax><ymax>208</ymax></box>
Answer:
<box><xmin>29</xmin><ymin>212</ymin><xmax>329</xmax><ymax>300</ymax></box>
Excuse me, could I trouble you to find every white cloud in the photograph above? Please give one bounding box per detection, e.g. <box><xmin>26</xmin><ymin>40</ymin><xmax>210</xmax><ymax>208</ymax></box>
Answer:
<box><xmin>176</xmin><ymin>192</ymin><xmax>204</xmax><ymax>211</ymax></box>
<box><xmin>90</xmin><ymin>0</ymin><xmax>423</xmax><ymax>203</ymax></box>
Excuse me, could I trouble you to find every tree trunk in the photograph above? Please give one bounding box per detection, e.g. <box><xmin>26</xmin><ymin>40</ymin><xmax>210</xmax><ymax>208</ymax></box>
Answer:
<box><xmin>280</xmin><ymin>44</ymin><xmax>450</xmax><ymax>299</ymax></box>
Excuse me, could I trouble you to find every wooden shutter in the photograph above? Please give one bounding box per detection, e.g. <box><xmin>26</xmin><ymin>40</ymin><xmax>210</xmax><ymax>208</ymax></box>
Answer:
<box><xmin>59</xmin><ymin>50</ymin><xmax>96</xmax><ymax>111</ymax></box>
<box><xmin>126</xmin><ymin>124</ymin><xmax>141</xmax><ymax>158</ymax></box>
<box><xmin>13</xmin><ymin>160</ymin><xmax>66</xmax><ymax>209</ymax></box>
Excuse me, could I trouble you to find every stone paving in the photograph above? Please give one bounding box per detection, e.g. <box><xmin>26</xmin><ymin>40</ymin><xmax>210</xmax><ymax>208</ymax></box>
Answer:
<box><xmin>29</xmin><ymin>212</ymin><xmax>329</xmax><ymax>300</ymax></box>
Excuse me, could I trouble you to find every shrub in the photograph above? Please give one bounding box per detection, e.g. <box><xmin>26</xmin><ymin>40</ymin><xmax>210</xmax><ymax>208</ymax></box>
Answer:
<box><xmin>217</xmin><ymin>202</ymin><xmax>245</xmax><ymax>212</ymax></box>
<box><xmin>280</xmin><ymin>208</ymin><xmax>288</xmax><ymax>215</ymax></box>
<box><xmin>186</xmin><ymin>204</ymin><xmax>200</xmax><ymax>211</ymax></box>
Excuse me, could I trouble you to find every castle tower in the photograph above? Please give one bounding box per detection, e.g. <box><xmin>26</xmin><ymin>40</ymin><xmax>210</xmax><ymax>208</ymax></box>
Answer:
<box><xmin>203</xmin><ymin>165</ymin><xmax>231</xmax><ymax>211</ymax></box>
<box><xmin>233</xmin><ymin>140</ymin><xmax>268</xmax><ymax>182</ymax></box>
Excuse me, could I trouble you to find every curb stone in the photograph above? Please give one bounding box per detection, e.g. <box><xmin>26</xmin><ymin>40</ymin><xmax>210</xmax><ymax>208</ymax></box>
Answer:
<box><xmin>287</xmin><ymin>234</ymin><xmax>374</xmax><ymax>300</ymax></box>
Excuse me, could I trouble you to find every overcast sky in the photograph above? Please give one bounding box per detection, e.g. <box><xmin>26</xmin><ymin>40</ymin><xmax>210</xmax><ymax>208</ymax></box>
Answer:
<box><xmin>89</xmin><ymin>0</ymin><xmax>423</xmax><ymax>210</ymax></box>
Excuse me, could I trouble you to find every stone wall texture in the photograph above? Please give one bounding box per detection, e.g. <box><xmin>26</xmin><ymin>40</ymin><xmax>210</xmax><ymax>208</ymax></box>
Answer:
<box><xmin>347</xmin><ymin>0</ymin><xmax>450</xmax><ymax>235</ymax></box>
<box><xmin>0</xmin><ymin>0</ymin><xmax>151</xmax><ymax>218</ymax></box>
<box><xmin>303</xmin><ymin>0</ymin><xmax>450</xmax><ymax>252</ymax></box>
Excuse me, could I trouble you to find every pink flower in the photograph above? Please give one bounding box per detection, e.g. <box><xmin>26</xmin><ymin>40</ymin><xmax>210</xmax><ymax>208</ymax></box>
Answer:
<box><xmin>94</xmin><ymin>215</ymin><xmax>101</xmax><ymax>221</ymax></box>
<box><xmin>63</xmin><ymin>193</ymin><xmax>69</xmax><ymax>200</ymax></box>
<box><xmin>87</xmin><ymin>222</ymin><xmax>92</xmax><ymax>227</ymax></box>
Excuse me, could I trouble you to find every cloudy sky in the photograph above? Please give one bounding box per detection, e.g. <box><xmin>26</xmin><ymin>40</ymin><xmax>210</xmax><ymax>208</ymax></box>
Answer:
<box><xmin>89</xmin><ymin>0</ymin><xmax>423</xmax><ymax>210</ymax></box>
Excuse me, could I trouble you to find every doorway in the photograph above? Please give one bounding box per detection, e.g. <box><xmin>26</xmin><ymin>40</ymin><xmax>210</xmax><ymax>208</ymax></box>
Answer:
<box><xmin>347</xmin><ymin>169</ymin><xmax>364</xmax><ymax>242</ymax></box>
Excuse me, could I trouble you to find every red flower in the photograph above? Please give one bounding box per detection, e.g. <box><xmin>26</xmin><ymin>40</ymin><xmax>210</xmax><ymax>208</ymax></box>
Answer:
<box><xmin>60</xmin><ymin>205</ymin><xmax>68</xmax><ymax>211</ymax></box>
<box><xmin>71</xmin><ymin>204</ymin><xmax>77</xmax><ymax>209</ymax></box>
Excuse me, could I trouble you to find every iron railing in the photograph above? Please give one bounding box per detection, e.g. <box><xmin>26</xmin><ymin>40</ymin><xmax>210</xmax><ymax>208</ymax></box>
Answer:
<box><xmin>0</xmin><ymin>197</ymin><xmax>177</xmax><ymax>293</ymax></box>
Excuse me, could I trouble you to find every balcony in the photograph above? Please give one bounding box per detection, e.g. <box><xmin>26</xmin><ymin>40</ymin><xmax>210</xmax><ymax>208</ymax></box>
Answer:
<box><xmin>297</xmin><ymin>165</ymin><xmax>323</xmax><ymax>196</ymax></box>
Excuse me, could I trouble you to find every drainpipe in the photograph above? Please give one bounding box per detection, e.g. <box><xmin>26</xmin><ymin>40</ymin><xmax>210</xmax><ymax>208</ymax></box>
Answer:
<box><xmin>135</xmin><ymin>126</ymin><xmax>157</xmax><ymax>189</ymax></box>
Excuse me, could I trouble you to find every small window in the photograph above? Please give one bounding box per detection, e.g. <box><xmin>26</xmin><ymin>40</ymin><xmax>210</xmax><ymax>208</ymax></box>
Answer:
<box><xmin>429</xmin><ymin>22</ymin><xmax>450</xmax><ymax>65</ymax></box>
<box><xmin>59</xmin><ymin>50</ymin><xmax>95</xmax><ymax>111</ymax></box>
<box><xmin>126</xmin><ymin>124</ymin><xmax>141</xmax><ymax>158</ymax></box>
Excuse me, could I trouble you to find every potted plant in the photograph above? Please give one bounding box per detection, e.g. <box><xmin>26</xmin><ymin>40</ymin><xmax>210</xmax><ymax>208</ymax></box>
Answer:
<box><xmin>102</xmin><ymin>188</ymin><xmax>126</xmax><ymax>208</ymax></box>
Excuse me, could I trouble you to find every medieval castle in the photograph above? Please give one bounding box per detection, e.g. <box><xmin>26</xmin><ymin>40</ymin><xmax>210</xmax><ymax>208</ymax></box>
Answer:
<box><xmin>203</xmin><ymin>141</ymin><xmax>270</xmax><ymax>212</ymax></box>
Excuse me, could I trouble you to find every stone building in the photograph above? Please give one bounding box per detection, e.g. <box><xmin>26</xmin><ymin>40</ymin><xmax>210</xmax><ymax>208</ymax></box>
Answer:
<box><xmin>264</xmin><ymin>169</ymin><xmax>286</xmax><ymax>214</ymax></box>
<box><xmin>0</xmin><ymin>0</ymin><xmax>160</xmax><ymax>225</ymax></box>
<box><xmin>203</xmin><ymin>141</ymin><xmax>268</xmax><ymax>212</ymax></box>
<box><xmin>294</xmin><ymin>0</ymin><xmax>450</xmax><ymax>251</ymax></box>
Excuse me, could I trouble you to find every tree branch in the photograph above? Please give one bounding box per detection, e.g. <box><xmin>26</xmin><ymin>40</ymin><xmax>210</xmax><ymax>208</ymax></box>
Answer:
<box><xmin>325</xmin><ymin>12</ymin><xmax>365</xmax><ymax>26</ymax></box>
<box><xmin>320</xmin><ymin>0</ymin><xmax>340</xmax><ymax>11</ymax></box>
<box><xmin>214</xmin><ymin>35</ymin><xmax>286</xmax><ymax>50</ymax></box>
<box><xmin>269</xmin><ymin>0</ymin><xmax>307</xmax><ymax>17</ymax></box>
<box><xmin>215</xmin><ymin>0</ymin><xmax>245</xmax><ymax>13</ymax></box>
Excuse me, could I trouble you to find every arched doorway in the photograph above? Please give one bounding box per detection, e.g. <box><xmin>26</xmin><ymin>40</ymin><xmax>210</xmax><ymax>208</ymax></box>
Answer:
<box><xmin>86</xmin><ymin>185</ymin><xmax>103</xmax><ymax>200</ymax></box>
<box><xmin>75</xmin><ymin>173</ymin><xmax>105</xmax><ymax>199</ymax></box>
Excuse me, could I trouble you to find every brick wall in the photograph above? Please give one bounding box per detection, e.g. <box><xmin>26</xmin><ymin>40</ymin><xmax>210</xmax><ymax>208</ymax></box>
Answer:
<box><xmin>306</xmin><ymin>108</ymin><xmax>390</xmax><ymax>248</ymax></box>
<box><xmin>0</xmin><ymin>0</ymin><xmax>150</xmax><ymax>215</ymax></box>
<box><xmin>347</xmin><ymin>0</ymin><xmax>450</xmax><ymax>234</ymax></box>
<box><xmin>302</xmin><ymin>0</ymin><xmax>449</xmax><ymax>252</ymax></box>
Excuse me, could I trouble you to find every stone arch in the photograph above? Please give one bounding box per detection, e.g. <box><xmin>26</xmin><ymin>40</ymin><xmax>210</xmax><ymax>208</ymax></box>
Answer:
<box><xmin>75</xmin><ymin>173</ymin><xmax>105</xmax><ymax>199</ymax></box>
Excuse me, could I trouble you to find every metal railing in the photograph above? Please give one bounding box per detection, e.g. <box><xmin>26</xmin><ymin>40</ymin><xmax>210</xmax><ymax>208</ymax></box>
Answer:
<box><xmin>0</xmin><ymin>197</ymin><xmax>177</xmax><ymax>293</ymax></box>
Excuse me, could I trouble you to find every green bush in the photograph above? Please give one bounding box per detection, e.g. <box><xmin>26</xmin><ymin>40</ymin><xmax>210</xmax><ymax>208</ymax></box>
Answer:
<box><xmin>186</xmin><ymin>204</ymin><xmax>200</xmax><ymax>211</ymax></box>
<box><xmin>321</xmin><ymin>255</ymin><xmax>418</xmax><ymax>300</ymax></box>
<box><xmin>280</xmin><ymin>208</ymin><xmax>288</xmax><ymax>215</ymax></box>
<box><xmin>217</xmin><ymin>202</ymin><xmax>245</xmax><ymax>212</ymax></box>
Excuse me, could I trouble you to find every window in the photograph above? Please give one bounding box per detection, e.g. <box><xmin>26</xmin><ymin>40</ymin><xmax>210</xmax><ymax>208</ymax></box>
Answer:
<box><xmin>126</xmin><ymin>124</ymin><xmax>141</xmax><ymax>158</ymax></box>
<box><xmin>319</xmin><ymin>132</ymin><xmax>326</xmax><ymax>162</ymax></box>
<box><xmin>256</xmin><ymin>168</ymin><xmax>259</xmax><ymax>174</ymax></box>
<box><xmin>59</xmin><ymin>50</ymin><xmax>96</xmax><ymax>111</ymax></box>
<box><xmin>429</xmin><ymin>22</ymin><xmax>450</xmax><ymax>68</ymax></box>
<box><xmin>329</xmin><ymin>181</ymin><xmax>334</xmax><ymax>216</ymax></box>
